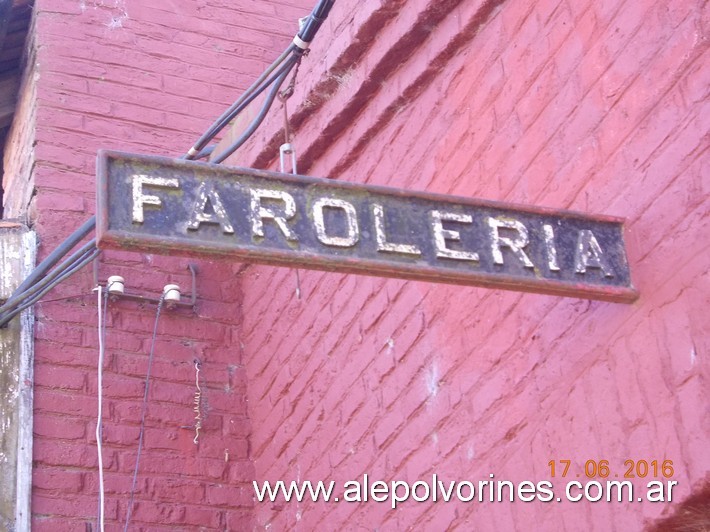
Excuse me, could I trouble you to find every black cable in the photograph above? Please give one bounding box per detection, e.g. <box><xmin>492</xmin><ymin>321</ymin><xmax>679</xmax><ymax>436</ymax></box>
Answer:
<box><xmin>0</xmin><ymin>244</ymin><xmax>98</xmax><ymax>318</ymax></box>
<box><xmin>211</xmin><ymin>61</ymin><xmax>295</xmax><ymax>164</ymax></box>
<box><xmin>183</xmin><ymin>0</ymin><xmax>336</xmax><ymax>160</ymax></box>
<box><xmin>0</xmin><ymin>247</ymin><xmax>100</xmax><ymax>327</ymax></box>
<box><xmin>1</xmin><ymin>0</ymin><xmax>338</xmax><ymax>324</ymax></box>
<box><xmin>124</xmin><ymin>293</ymin><xmax>165</xmax><ymax>532</ymax></box>
<box><xmin>298</xmin><ymin>0</ymin><xmax>336</xmax><ymax>43</ymax></box>
<box><xmin>0</xmin><ymin>238</ymin><xmax>98</xmax><ymax>312</ymax></box>
<box><xmin>186</xmin><ymin>52</ymin><xmax>300</xmax><ymax>159</ymax></box>
<box><xmin>0</xmin><ymin>218</ymin><xmax>97</xmax><ymax>328</ymax></box>
<box><xmin>203</xmin><ymin>0</ymin><xmax>335</xmax><ymax>163</ymax></box>
<box><xmin>1</xmin><ymin>247</ymin><xmax>99</xmax><ymax>318</ymax></box>
<box><xmin>183</xmin><ymin>45</ymin><xmax>299</xmax><ymax>159</ymax></box>
<box><xmin>13</xmin><ymin>216</ymin><xmax>96</xmax><ymax>297</ymax></box>
<box><xmin>192</xmin><ymin>144</ymin><xmax>215</xmax><ymax>160</ymax></box>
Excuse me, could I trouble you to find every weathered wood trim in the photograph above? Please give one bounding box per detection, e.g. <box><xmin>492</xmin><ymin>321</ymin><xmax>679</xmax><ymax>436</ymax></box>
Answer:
<box><xmin>0</xmin><ymin>224</ymin><xmax>34</xmax><ymax>531</ymax></box>
<box><xmin>14</xmin><ymin>228</ymin><xmax>33</xmax><ymax>531</ymax></box>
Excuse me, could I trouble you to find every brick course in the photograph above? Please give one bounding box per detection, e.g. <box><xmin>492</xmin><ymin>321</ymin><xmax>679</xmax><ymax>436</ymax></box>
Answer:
<box><xmin>8</xmin><ymin>0</ymin><xmax>313</xmax><ymax>529</ymax></box>
<box><xmin>235</xmin><ymin>0</ymin><xmax>708</xmax><ymax>529</ymax></box>
<box><xmin>2</xmin><ymin>0</ymin><xmax>708</xmax><ymax>529</ymax></box>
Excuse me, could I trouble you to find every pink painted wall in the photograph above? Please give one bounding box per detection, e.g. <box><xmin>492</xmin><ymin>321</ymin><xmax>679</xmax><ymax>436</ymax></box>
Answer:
<box><xmin>236</xmin><ymin>0</ymin><xmax>709</xmax><ymax>529</ymax></box>
<box><xmin>3</xmin><ymin>0</ymin><xmax>707</xmax><ymax>529</ymax></box>
<box><xmin>9</xmin><ymin>0</ymin><xmax>311</xmax><ymax>529</ymax></box>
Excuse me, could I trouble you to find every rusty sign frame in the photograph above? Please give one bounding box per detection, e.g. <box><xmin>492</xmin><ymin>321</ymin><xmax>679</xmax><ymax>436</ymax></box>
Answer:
<box><xmin>96</xmin><ymin>150</ymin><xmax>638</xmax><ymax>303</ymax></box>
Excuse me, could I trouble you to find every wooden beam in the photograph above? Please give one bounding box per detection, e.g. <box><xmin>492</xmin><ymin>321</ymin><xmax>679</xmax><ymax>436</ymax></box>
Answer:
<box><xmin>0</xmin><ymin>225</ymin><xmax>35</xmax><ymax>531</ymax></box>
<box><xmin>0</xmin><ymin>0</ymin><xmax>13</xmax><ymax>54</ymax></box>
<box><xmin>0</xmin><ymin>72</ymin><xmax>19</xmax><ymax>127</ymax></box>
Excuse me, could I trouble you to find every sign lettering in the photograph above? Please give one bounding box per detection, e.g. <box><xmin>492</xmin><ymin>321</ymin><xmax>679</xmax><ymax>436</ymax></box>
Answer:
<box><xmin>97</xmin><ymin>151</ymin><xmax>637</xmax><ymax>302</ymax></box>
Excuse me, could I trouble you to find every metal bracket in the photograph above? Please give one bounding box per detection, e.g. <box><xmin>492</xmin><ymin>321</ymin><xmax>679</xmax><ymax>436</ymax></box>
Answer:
<box><xmin>93</xmin><ymin>259</ymin><xmax>198</xmax><ymax>310</ymax></box>
<box><xmin>280</xmin><ymin>143</ymin><xmax>297</xmax><ymax>175</ymax></box>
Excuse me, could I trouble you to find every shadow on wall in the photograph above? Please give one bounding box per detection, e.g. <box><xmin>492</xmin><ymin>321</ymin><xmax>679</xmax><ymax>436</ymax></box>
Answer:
<box><xmin>647</xmin><ymin>480</ymin><xmax>710</xmax><ymax>532</ymax></box>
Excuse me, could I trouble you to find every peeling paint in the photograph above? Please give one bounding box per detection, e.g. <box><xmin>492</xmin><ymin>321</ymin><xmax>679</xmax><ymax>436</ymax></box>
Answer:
<box><xmin>106</xmin><ymin>14</ymin><xmax>128</xmax><ymax>29</ymax></box>
<box><xmin>425</xmin><ymin>362</ymin><xmax>439</xmax><ymax>399</ymax></box>
<box><xmin>0</xmin><ymin>227</ymin><xmax>35</xmax><ymax>529</ymax></box>
<box><xmin>83</xmin><ymin>0</ymin><xmax>129</xmax><ymax>29</ymax></box>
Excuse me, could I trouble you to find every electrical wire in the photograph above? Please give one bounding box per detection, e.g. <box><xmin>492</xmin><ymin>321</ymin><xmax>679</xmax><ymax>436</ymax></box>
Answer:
<box><xmin>193</xmin><ymin>360</ymin><xmax>202</xmax><ymax>445</ymax></box>
<box><xmin>0</xmin><ymin>238</ymin><xmax>97</xmax><ymax>312</ymax></box>
<box><xmin>0</xmin><ymin>246</ymin><xmax>100</xmax><ymax>327</ymax></box>
<box><xmin>0</xmin><ymin>224</ymin><xmax>98</xmax><ymax>328</ymax></box>
<box><xmin>0</xmin><ymin>244</ymin><xmax>99</xmax><ymax>317</ymax></box>
<box><xmin>6</xmin><ymin>248</ymin><xmax>99</xmax><ymax>316</ymax></box>
<box><xmin>211</xmin><ymin>63</ymin><xmax>294</xmax><ymax>164</ymax></box>
<box><xmin>193</xmin><ymin>54</ymin><xmax>299</xmax><ymax>161</ymax></box>
<box><xmin>298</xmin><ymin>0</ymin><xmax>335</xmax><ymax>42</ymax></box>
<box><xmin>183</xmin><ymin>45</ymin><xmax>296</xmax><ymax>159</ymax></box>
<box><xmin>12</xmin><ymin>215</ymin><xmax>96</xmax><ymax>297</ymax></box>
<box><xmin>124</xmin><ymin>293</ymin><xmax>165</xmax><ymax>532</ymax></box>
<box><xmin>96</xmin><ymin>285</ymin><xmax>107</xmax><ymax>532</ymax></box>
<box><xmin>0</xmin><ymin>4</ymin><xmax>338</xmax><ymax>529</ymax></box>
<box><xmin>183</xmin><ymin>0</ymin><xmax>336</xmax><ymax>160</ymax></box>
<box><xmin>184</xmin><ymin>48</ymin><xmax>300</xmax><ymax>160</ymax></box>
<box><xmin>0</xmin><ymin>0</ymin><xmax>337</xmax><ymax>324</ymax></box>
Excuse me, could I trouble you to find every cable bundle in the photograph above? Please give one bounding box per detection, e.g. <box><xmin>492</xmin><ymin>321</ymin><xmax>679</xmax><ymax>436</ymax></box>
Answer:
<box><xmin>184</xmin><ymin>0</ymin><xmax>335</xmax><ymax>163</ymax></box>
<box><xmin>0</xmin><ymin>216</ymin><xmax>98</xmax><ymax>327</ymax></box>
<box><xmin>0</xmin><ymin>0</ymin><xmax>335</xmax><ymax>327</ymax></box>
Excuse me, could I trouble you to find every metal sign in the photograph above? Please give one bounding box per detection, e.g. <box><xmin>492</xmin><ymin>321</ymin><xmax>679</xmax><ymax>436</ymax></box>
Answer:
<box><xmin>97</xmin><ymin>151</ymin><xmax>638</xmax><ymax>303</ymax></box>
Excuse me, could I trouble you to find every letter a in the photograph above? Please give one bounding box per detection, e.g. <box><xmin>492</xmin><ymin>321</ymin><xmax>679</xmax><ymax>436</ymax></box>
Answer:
<box><xmin>187</xmin><ymin>182</ymin><xmax>235</xmax><ymax>233</ymax></box>
<box><xmin>574</xmin><ymin>230</ymin><xmax>614</xmax><ymax>277</ymax></box>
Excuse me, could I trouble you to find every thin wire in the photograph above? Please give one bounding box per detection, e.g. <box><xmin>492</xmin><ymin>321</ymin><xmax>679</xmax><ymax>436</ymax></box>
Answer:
<box><xmin>277</xmin><ymin>87</ymin><xmax>304</xmax><ymax>301</ymax></box>
<box><xmin>194</xmin><ymin>57</ymin><xmax>295</xmax><ymax>152</ymax></box>
<box><xmin>0</xmin><ymin>239</ymin><xmax>97</xmax><ymax>313</ymax></box>
<box><xmin>193</xmin><ymin>360</ymin><xmax>202</xmax><ymax>445</ymax></box>
<box><xmin>0</xmin><ymin>242</ymin><xmax>97</xmax><ymax>318</ymax></box>
<box><xmin>96</xmin><ymin>285</ymin><xmax>106</xmax><ymax>532</ymax></box>
<box><xmin>1</xmin><ymin>0</ymin><xmax>338</xmax><ymax>325</ymax></box>
<box><xmin>0</xmin><ymin>0</ymin><xmax>335</xmax><ymax>328</ymax></box>
<box><xmin>211</xmin><ymin>62</ymin><xmax>295</xmax><ymax>164</ymax></box>
<box><xmin>0</xmin><ymin>247</ymin><xmax>100</xmax><ymax>326</ymax></box>
<box><xmin>124</xmin><ymin>293</ymin><xmax>165</xmax><ymax>532</ymax></box>
<box><xmin>281</xmin><ymin>97</ymin><xmax>292</xmax><ymax>145</ymax></box>
<box><xmin>278</xmin><ymin>54</ymin><xmax>303</xmax><ymax>103</ymax></box>
<box><xmin>35</xmin><ymin>293</ymin><xmax>94</xmax><ymax>304</ymax></box>
<box><xmin>277</xmin><ymin>53</ymin><xmax>305</xmax><ymax>147</ymax></box>
<box><xmin>11</xmin><ymin>216</ymin><xmax>96</xmax><ymax>297</ymax></box>
<box><xmin>184</xmin><ymin>45</ymin><xmax>298</xmax><ymax>158</ymax></box>
<box><xmin>0</xmin><ymin>248</ymin><xmax>99</xmax><ymax>322</ymax></box>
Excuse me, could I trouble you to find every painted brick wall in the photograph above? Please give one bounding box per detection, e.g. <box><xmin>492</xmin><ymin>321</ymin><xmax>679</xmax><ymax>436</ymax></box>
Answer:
<box><xmin>238</xmin><ymin>0</ymin><xmax>709</xmax><ymax>530</ymax></box>
<box><xmin>5</xmin><ymin>0</ymin><xmax>312</xmax><ymax>529</ymax></box>
<box><xmin>3</xmin><ymin>0</ymin><xmax>707</xmax><ymax>529</ymax></box>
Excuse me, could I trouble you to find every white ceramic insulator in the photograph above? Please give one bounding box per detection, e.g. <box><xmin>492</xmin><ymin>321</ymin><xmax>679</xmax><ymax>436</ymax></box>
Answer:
<box><xmin>163</xmin><ymin>284</ymin><xmax>181</xmax><ymax>302</ymax></box>
<box><xmin>107</xmin><ymin>276</ymin><xmax>125</xmax><ymax>295</ymax></box>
